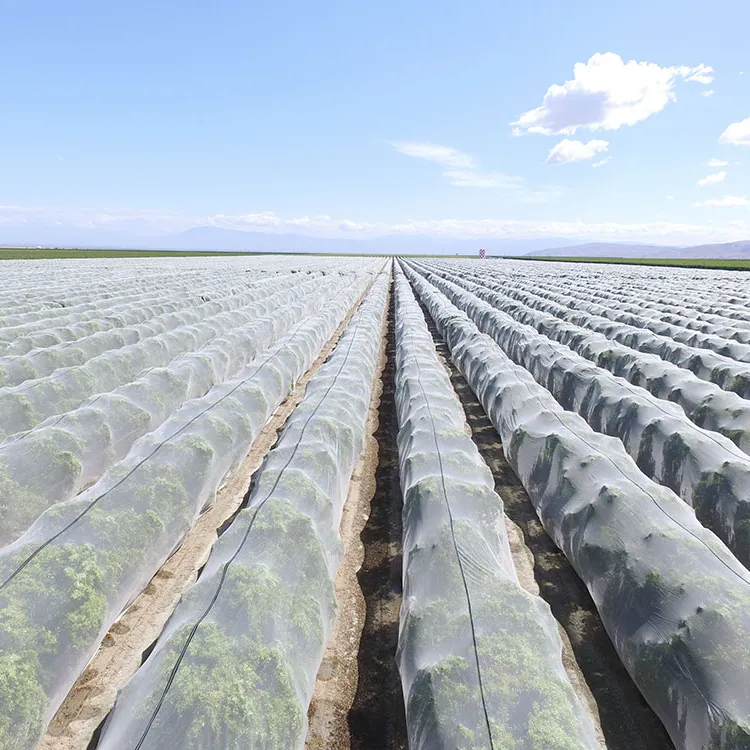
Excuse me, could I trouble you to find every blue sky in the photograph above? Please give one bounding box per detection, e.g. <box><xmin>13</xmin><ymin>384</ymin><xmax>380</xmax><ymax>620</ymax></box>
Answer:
<box><xmin>1</xmin><ymin>0</ymin><xmax>749</xmax><ymax>245</ymax></box>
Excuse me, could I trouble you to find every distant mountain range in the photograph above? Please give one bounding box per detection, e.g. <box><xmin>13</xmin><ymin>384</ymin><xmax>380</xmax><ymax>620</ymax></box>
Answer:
<box><xmin>526</xmin><ymin>240</ymin><xmax>750</xmax><ymax>259</ymax></box>
<box><xmin>2</xmin><ymin>222</ymin><xmax>749</xmax><ymax>258</ymax></box>
<box><xmin>152</xmin><ymin>228</ymin><xmax>587</xmax><ymax>256</ymax></box>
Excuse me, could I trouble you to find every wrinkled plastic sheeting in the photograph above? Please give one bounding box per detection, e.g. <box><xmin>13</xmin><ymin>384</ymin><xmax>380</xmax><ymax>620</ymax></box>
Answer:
<box><xmin>0</xmin><ymin>275</ymin><xmax>311</xmax><ymax>439</ymax></box>
<box><xmin>0</xmin><ymin>276</ymin><xmax>343</xmax><ymax>548</ymax></box>
<box><xmin>0</xmin><ymin>273</ymin><xmax>373</xmax><ymax>750</ymax></box>
<box><xmin>432</xmin><ymin>258</ymin><xmax>750</xmax><ymax>326</ymax></box>
<box><xmin>430</xmin><ymin>259</ymin><xmax>750</xmax><ymax>342</ymax></box>
<box><xmin>392</xmin><ymin>268</ymin><xmax>600</xmax><ymax>749</ymax></box>
<box><xmin>524</xmin><ymin>277</ymin><xmax>750</xmax><ymax>357</ymax></box>
<box><xmin>95</xmin><ymin>273</ymin><xmax>389</xmax><ymax>750</ymax></box>
<box><xmin>455</xmin><ymin>265</ymin><xmax>750</xmax><ymax>362</ymax></box>
<box><xmin>540</xmin><ymin>280</ymin><xmax>750</xmax><ymax>345</ymax></box>
<box><xmin>0</xmin><ymin>271</ymin><xmax>267</xmax><ymax>352</ymax></box>
<box><xmin>488</xmin><ymin>273</ymin><xmax>750</xmax><ymax>398</ymax></box>
<box><xmin>418</xmin><ymin>262</ymin><xmax>750</xmax><ymax>457</ymax></box>
<box><xmin>411</xmin><ymin>266</ymin><xmax>750</xmax><ymax>568</ymax></box>
<box><xmin>406</xmin><ymin>267</ymin><xmax>750</xmax><ymax>750</ymax></box>
<box><xmin>0</xmin><ymin>255</ymin><xmax>332</xmax><ymax>335</ymax></box>
<box><xmin>0</xmin><ymin>272</ymin><xmax>303</xmax><ymax>387</ymax></box>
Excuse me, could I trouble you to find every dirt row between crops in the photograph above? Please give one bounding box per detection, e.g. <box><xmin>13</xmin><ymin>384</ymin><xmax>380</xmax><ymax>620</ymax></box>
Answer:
<box><xmin>40</xmin><ymin>281</ymin><xmax>376</xmax><ymax>750</ymax></box>
<box><xmin>347</xmin><ymin>289</ymin><xmax>408</xmax><ymax>749</ymax></box>
<box><xmin>418</xmin><ymin>292</ymin><xmax>675</xmax><ymax>750</ymax></box>
<box><xmin>305</xmin><ymin>283</ymin><xmax>390</xmax><ymax>749</ymax></box>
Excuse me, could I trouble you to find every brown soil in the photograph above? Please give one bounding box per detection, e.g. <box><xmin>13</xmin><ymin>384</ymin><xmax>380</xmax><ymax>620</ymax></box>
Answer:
<box><xmin>421</xmin><ymin>300</ymin><xmax>675</xmax><ymax>750</ymax></box>
<box><xmin>40</xmin><ymin>286</ymin><xmax>373</xmax><ymax>750</ymax></box>
<box><xmin>306</xmin><ymin>283</ymin><xmax>390</xmax><ymax>750</ymax></box>
<box><xmin>347</xmin><ymin>290</ymin><xmax>408</xmax><ymax>750</ymax></box>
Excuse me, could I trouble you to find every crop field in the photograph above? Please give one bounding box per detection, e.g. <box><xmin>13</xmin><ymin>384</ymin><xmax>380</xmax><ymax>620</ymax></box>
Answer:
<box><xmin>1</xmin><ymin>255</ymin><xmax>750</xmax><ymax>750</ymax></box>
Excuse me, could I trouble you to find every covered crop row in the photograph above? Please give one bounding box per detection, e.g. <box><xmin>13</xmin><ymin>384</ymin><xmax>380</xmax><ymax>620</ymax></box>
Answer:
<box><xmin>0</xmin><ymin>274</ymin><xmax>342</xmax><ymax>547</ymax></box>
<box><xmin>448</xmin><ymin>265</ymin><xmax>750</xmax><ymax>397</ymax></box>
<box><xmin>405</xmin><ymin>263</ymin><xmax>750</xmax><ymax>750</ymax></box>
<box><xmin>0</xmin><ymin>270</ymin><xmax>373</xmax><ymax>750</ymax></box>
<box><xmin>527</xmin><ymin>277</ymin><xmax>750</xmax><ymax>347</ymax></box>
<box><xmin>0</xmin><ymin>271</ymin><xmax>300</xmax><ymax>386</ymax></box>
<box><xmin>512</xmin><ymin>276</ymin><xmax>750</xmax><ymax>363</ymax></box>
<box><xmin>0</xmin><ymin>272</ymin><xmax>331</xmax><ymax>439</ymax></box>
<box><xmin>416</xmin><ymin>262</ymin><xmax>750</xmax><ymax>456</ymax></box>
<box><xmin>408</xmin><ymin>264</ymin><xmax>750</xmax><ymax>567</ymax></box>
<box><xmin>392</xmin><ymin>266</ymin><xmax>599</xmax><ymax>749</ymax></box>
<box><xmin>95</xmin><ymin>272</ymin><xmax>389</xmax><ymax>750</ymax></box>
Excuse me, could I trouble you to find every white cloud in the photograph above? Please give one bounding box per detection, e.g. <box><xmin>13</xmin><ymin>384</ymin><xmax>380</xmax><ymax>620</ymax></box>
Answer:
<box><xmin>512</xmin><ymin>53</ymin><xmax>713</xmax><ymax>136</ymax></box>
<box><xmin>442</xmin><ymin>169</ymin><xmax>523</xmax><ymax>188</ymax></box>
<box><xmin>708</xmin><ymin>158</ymin><xmax>728</xmax><ymax>167</ymax></box>
<box><xmin>666</xmin><ymin>195</ymin><xmax>675</xmax><ymax>200</ymax></box>
<box><xmin>682</xmin><ymin>64</ymin><xmax>715</xmax><ymax>84</ymax></box>
<box><xmin>701</xmin><ymin>90</ymin><xmax>715</xmax><ymax>97</ymax></box>
<box><xmin>697</xmin><ymin>171</ymin><xmax>727</xmax><ymax>187</ymax></box>
<box><xmin>546</xmin><ymin>138</ymin><xmax>609</xmax><ymax>164</ymax></box>
<box><xmin>719</xmin><ymin>118</ymin><xmax>750</xmax><ymax>145</ymax></box>
<box><xmin>592</xmin><ymin>157</ymin><xmax>611</xmax><ymax>168</ymax></box>
<box><xmin>388</xmin><ymin>140</ymin><xmax>558</xmax><ymax>198</ymax></box>
<box><xmin>695</xmin><ymin>195</ymin><xmax>750</xmax><ymax>207</ymax></box>
<box><xmin>388</xmin><ymin>141</ymin><xmax>476</xmax><ymax>169</ymax></box>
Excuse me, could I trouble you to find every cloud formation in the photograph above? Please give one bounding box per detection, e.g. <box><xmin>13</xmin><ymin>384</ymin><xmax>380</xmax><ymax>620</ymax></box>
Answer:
<box><xmin>512</xmin><ymin>53</ymin><xmax>713</xmax><ymax>136</ymax></box>
<box><xmin>388</xmin><ymin>140</ymin><xmax>558</xmax><ymax>199</ymax></box>
<box><xmin>387</xmin><ymin>141</ymin><xmax>476</xmax><ymax>168</ymax></box>
<box><xmin>701</xmin><ymin>90</ymin><xmax>715</xmax><ymax>97</ymax></box>
<box><xmin>708</xmin><ymin>158</ymin><xmax>728</xmax><ymax>167</ymax></box>
<box><xmin>546</xmin><ymin>138</ymin><xmax>609</xmax><ymax>164</ymax></box>
<box><xmin>695</xmin><ymin>195</ymin><xmax>749</xmax><ymax>207</ymax></box>
<box><xmin>441</xmin><ymin>169</ymin><xmax>523</xmax><ymax>188</ymax></box>
<box><xmin>697</xmin><ymin>171</ymin><xmax>727</xmax><ymax>187</ymax></box>
<box><xmin>719</xmin><ymin>118</ymin><xmax>750</xmax><ymax>145</ymax></box>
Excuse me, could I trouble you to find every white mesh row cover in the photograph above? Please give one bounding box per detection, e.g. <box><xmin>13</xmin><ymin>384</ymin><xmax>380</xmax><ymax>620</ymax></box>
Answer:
<box><xmin>417</xmin><ymin>262</ymin><xmax>750</xmax><ymax>457</ymax></box>
<box><xmin>458</xmin><ymin>263</ymin><xmax>750</xmax><ymax>362</ymax></box>
<box><xmin>392</xmin><ymin>268</ymin><xmax>600</xmax><ymax>749</ymax></box>
<box><xmin>0</xmin><ymin>270</ymin><xmax>375</xmax><ymax>750</ymax></box>
<box><xmin>0</xmin><ymin>275</ymin><xmax>341</xmax><ymax>547</ymax></box>
<box><xmin>404</xmin><ymin>265</ymin><xmax>750</xmax><ymax>750</ymax></box>
<box><xmin>0</xmin><ymin>260</ymin><xmax>290</xmax><ymax>330</ymax></box>
<box><xmin>514</xmin><ymin>276</ymin><xmax>750</xmax><ymax>356</ymax></box>
<box><xmin>408</xmin><ymin>266</ymin><xmax>750</xmax><ymax>569</ymax></box>
<box><xmin>0</xmin><ymin>276</ymin><xmax>233</xmax><ymax>351</ymax></box>
<box><xmin>95</xmin><ymin>271</ymin><xmax>389</xmax><ymax>750</ymax></box>
<box><xmin>0</xmin><ymin>273</ymin><xmax>341</xmax><ymax>440</ymax></box>
<box><xmin>511</xmin><ymin>264</ymin><xmax>750</xmax><ymax>327</ymax></box>
<box><xmin>474</xmin><ymin>270</ymin><xmax>750</xmax><ymax>399</ymax></box>
<box><xmin>529</xmin><ymin>276</ymin><xmax>750</xmax><ymax>344</ymax></box>
<box><xmin>434</xmin><ymin>258</ymin><xmax>750</xmax><ymax>326</ymax></box>
<box><xmin>0</xmin><ymin>255</ymin><xmax>334</xmax><ymax>317</ymax></box>
<box><xmin>0</xmin><ymin>261</ymin><xmax>368</xmax><ymax>357</ymax></box>
<box><xmin>0</xmin><ymin>271</ymin><xmax>302</xmax><ymax>386</ymax></box>
<box><xmin>432</xmin><ymin>259</ymin><xmax>750</xmax><ymax>345</ymax></box>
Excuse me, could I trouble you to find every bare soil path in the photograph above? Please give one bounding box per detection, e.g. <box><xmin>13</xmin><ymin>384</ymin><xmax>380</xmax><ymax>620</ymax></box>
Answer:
<box><xmin>347</xmin><ymin>290</ymin><xmax>408</xmax><ymax>750</ymax></box>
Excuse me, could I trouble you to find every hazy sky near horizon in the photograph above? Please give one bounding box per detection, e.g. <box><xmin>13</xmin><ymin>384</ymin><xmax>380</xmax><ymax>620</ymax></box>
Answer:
<box><xmin>2</xmin><ymin>0</ymin><xmax>750</xmax><ymax>244</ymax></box>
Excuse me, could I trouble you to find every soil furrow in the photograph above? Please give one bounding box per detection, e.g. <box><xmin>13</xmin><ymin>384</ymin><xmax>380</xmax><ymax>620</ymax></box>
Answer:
<box><xmin>347</xmin><ymin>289</ymin><xmax>408</xmax><ymax>750</ymax></box>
